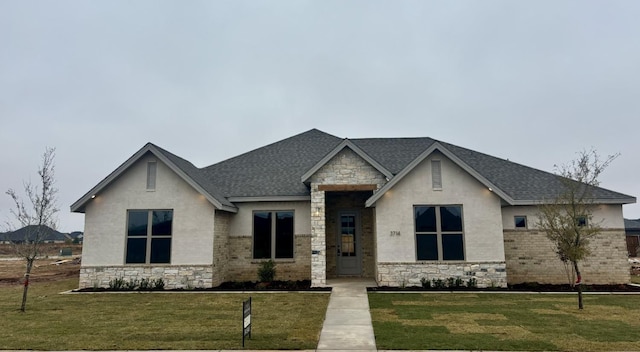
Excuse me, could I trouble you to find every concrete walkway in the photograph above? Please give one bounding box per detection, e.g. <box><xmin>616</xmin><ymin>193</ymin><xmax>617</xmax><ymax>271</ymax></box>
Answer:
<box><xmin>317</xmin><ymin>278</ymin><xmax>378</xmax><ymax>351</ymax></box>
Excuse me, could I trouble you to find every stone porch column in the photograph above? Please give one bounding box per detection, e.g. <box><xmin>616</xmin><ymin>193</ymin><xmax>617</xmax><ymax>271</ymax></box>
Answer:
<box><xmin>310</xmin><ymin>184</ymin><xmax>326</xmax><ymax>287</ymax></box>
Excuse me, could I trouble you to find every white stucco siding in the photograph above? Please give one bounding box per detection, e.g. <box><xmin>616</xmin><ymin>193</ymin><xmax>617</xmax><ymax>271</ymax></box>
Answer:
<box><xmin>82</xmin><ymin>153</ymin><xmax>216</xmax><ymax>266</ymax></box>
<box><xmin>228</xmin><ymin>201</ymin><xmax>311</xmax><ymax>236</ymax></box>
<box><xmin>501</xmin><ymin>204</ymin><xmax>625</xmax><ymax>230</ymax></box>
<box><xmin>375</xmin><ymin>151</ymin><xmax>505</xmax><ymax>262</ymax></box>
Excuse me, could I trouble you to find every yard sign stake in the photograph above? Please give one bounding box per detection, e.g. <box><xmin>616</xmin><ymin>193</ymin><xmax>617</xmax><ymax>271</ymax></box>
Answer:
<box><xmin>242</xmin><ymin>296</ymin><xmax>251</xmax><ymax>347</ymax></box>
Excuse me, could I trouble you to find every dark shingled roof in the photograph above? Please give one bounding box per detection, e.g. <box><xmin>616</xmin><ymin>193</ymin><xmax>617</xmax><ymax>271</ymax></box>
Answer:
<box><xmin>626</xmin><ymin>219</ymin><xmax>640</xmax><ymax>232</ymax></box>
<box><xmin>201</xmin><ymin>129</ymin><xmax>342</xmax><ymax>197</ymax></box>
<box><xmin>3</xmin><ymin>225</ymin><xmax>67</xmax><ymax>243</ymax></box>
<box><xmin>171</xmin><ymin>128</ymin><xmax>634</xmax><ymax>204</ymax></box>
<box><xmin>72</xmin><ymin>128</ymin><xmax>636</xmax><ymax>212</ymax></box>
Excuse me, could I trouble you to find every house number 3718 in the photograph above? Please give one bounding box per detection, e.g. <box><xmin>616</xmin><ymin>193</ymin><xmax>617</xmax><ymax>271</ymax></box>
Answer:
<box><xmin>390</xmin><ymin>231</ymin><xmax>401</xmax><ymax>237</ymax></box>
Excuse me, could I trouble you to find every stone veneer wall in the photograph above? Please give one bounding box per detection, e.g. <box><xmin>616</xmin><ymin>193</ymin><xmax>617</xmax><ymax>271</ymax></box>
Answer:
<box><xmin>377</xmin><ymin>262</ymin><xmax>507</xmax><ymax>288</ymax></box>
<box><xmin>79</xmin><ymin>266</ymin><xmax>214</xmax><ymax>289</ymax></box>
<box><xmin>309</xmin><ymin>148</ymin><xmax>387</xmax><ymax>286</ymax></box>
<box><xmin>225</xmin><ymin>234</ymin><xmax>311</xmax><ymax>281</ymax></box>
<box><xmin>504</xmin><ymin>229</ymin><xmax>630</xmax><ymax>284</ymax></box>
<box><xmin>212</xmin><ymin>211</ymin><xmax>231</xmax><ymax>286</ymax></box>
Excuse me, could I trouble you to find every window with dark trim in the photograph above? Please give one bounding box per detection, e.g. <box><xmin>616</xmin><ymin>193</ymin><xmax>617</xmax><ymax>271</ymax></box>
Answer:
<box><xmin>126</xmin><ymin>210</ymin><xmax>172</xmax><ymax>264</ymax></box>
<box><xmin>576</xmin><ymin>216</ymin><xmax>587</xmax><ymax>227</ymax></box>
<box><xmin>415</xmin><ymin>205</ymin><xmax>464</xmax><ymax>261</ymax></box>
<box><xmin>514</xmin><ymin>216</ymin><xmax>527</xmax><ymax>229</ymax></box>
<box><xmin>253</xmin><ymin>211</ymin><xmax>294</xmax><ymax>259</ymax></box>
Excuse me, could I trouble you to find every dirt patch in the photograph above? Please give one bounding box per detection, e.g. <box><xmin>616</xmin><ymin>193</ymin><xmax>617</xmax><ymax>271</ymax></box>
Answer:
<box><xmin>0</xmin><ymin>257</ymin><xmax>80</xmax><ymax>287</ymax></box>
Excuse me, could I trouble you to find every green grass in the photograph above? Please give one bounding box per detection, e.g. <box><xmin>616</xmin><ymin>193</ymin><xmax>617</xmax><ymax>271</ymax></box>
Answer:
<box><xmin>0</xmin><ymin>278</ymin><xmax>330</xmax><ymax>350</ymax></box>
<box><xmin>369</xmin><ymin>292</ymin><xmax>640</xmax><ymax>351</ymax></box>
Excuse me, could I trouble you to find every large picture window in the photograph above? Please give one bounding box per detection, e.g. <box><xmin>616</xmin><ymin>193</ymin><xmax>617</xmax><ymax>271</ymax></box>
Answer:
<box><xmin>415</xmin><ymin>205</ymin><xmax>464</xmax><ymax>261</ymax></box>
<box><xmin>126</xmin><ymin>210</ymin><xmax>172</xmax><ymax>264</ymax></box>
<box><xmin>253</xmin><ymin>211</ymin><xmax>294</xmax><ymax>259</ymax></box>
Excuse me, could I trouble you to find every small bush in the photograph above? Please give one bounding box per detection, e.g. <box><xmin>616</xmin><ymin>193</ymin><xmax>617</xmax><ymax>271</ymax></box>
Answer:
<box><xmin>432</xmin><ymin>278</ymin><xmax>446</xmax><ymax>289</ymax></box>
<box><xmin>454</xmin><ymin>277</ymin><xmax>464</xmax><ymax>288</ymax></box>
<box><xmin>124</xmin><ymin>279</ymin><xmax>139</xmax><ymax>290</ymax></box>
<box><xmin>152</xmin><ymin>278</ymin><xmax>165</xmax><ymax>290</ymax></box>
<box><xmin>446</xmin><ymin>277</ymin><xmax>455</xmax><ymax>288</ymax></box>
<box><xmin>258</xmin><ymin>259</ymin><xmax>276</xmax><ymax>282</ymax></box>
<box><xmin>420</xmin><ymin>277</ymin><xmax>431</xmax><ymax>288</ymax></box>
<box><xmin>139</xmin><ymin>278</ymin><xmax>151</xmax><ymax>290</ymax></box>
<box><xmin>108</xmin><ymin>277</ymin><xmax>126</xmax><ymax>290</ymax></box>
<box><xmin>466</xmin><ymin>278</ymin><xmax>477</xmax><ymax>288</ymax></box>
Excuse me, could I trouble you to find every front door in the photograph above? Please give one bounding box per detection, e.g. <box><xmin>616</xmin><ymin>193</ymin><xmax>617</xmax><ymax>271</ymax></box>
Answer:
<box><xmin>337</xmin><ymin>211</ymin><xmax>361</xmax><ymax>276</ymax></box>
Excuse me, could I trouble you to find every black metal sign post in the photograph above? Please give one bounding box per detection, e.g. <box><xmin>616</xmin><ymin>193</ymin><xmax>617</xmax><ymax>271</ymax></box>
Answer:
<box><xmin>242</xmin><ymin>297</ymin><xmax>251</xmax><ymax>348</ymax></box>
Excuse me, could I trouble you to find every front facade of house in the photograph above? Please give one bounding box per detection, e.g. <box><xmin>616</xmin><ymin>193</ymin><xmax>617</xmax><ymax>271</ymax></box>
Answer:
<box><xmin>72</xmin><ymin>129</ymin><xmax>635</xmax><ymax>289</ymax></box>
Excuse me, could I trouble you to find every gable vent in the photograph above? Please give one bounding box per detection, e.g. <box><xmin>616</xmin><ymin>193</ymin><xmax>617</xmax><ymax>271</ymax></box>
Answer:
<box><xmin>431</xmin><ymin>160</ymin><xmax>442</xmax><ymax>190</ymax></box>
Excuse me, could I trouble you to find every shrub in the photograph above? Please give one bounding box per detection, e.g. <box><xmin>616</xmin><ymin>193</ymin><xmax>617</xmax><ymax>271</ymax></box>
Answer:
<box><xmin>124</xmin><ymin>279</ymin><xmax>139</xmax><ymax>290</ymax></box>
<box><xmin>420</xmin><ymin>277</ymin><xmax>431</xmax><ymax>288</ymax></box>
<box><xmin>454</xmin><ymin>277</ymin><xmax>464</xmax><ymax>288</ymax></box>
<box><xmin>258</xmin><ymin>259</ymin><xmax>276</xmax><ymax>282</ymax></box>
<box><xmin>152</xmin><ymin>278</ymin><xmax>165</xmax><ymax>290</ymax></box>
<box><xmin>466</xmin><ymin>278</ymin><xmax>477</xmax><ymax>288</ymax></box>
<box><xmin>108</xmin><ymin>277</ymin><xmax>126</xmax><ymax>290</ymax></box>
<box><xmin>432</xmin><ymin>278</ymin><xmax>446</xmax><ymax>289</ymax></box>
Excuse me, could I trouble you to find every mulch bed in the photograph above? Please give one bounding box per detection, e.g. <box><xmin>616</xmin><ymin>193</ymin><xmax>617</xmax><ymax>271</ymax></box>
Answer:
<box><xmin>368</xmin><ymin>283</ymin><xmax>640</xmax><ymax>292</ymax></box>
<box><xmin>74</xmin><ymin>280</ymin><xmax>332</xmax><ymax>292</ymax></box>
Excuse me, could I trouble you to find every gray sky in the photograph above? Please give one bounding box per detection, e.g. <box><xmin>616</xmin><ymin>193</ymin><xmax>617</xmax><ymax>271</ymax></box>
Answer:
<box><xmin>1</xmin><ymin>0</ymin><xmax>639</xmax><ymax>233</ymax></box>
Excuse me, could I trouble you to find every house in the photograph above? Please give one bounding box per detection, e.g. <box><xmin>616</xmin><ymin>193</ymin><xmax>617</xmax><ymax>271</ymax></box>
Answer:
<box><xmin>625</xmin><ymin>219</ymin><xmax>640</xmax><ymax>257</ymax></box>
<box><xmin>2</xmin><ymin>225</ymin><xmax>69</xmax><ymax>244</ymax></box>
<box><xmin>71</xmin><ymin>129</ymin><xmax>635</xmax><ymax>289</ymax></box>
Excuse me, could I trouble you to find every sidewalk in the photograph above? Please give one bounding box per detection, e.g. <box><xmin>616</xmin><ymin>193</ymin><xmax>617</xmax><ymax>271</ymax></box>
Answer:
<box><xmin>316</xmin><ymin>278</ymin><xmax>378</xmax><ymax>351</ymax></box>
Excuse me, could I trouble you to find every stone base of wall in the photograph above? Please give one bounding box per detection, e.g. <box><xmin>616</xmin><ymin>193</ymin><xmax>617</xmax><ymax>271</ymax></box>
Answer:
<box><xmin>377</xmin><ymin>262</ymin><xmax>507</xmax><ymax>288</ymax></box>
<box><xmin>226</xmin><ymin>234</ymin><xmax>311</xmax><ymax>282</ymax></box>
<box><xmin>504</xmin><ymin>230</ymin><xmax>630</xmax><ymax>284</ymax></box>
<box><xmin>79</xmin><ymin>265</ymin><xmax>214</xmax><ymax>289</ymax></box>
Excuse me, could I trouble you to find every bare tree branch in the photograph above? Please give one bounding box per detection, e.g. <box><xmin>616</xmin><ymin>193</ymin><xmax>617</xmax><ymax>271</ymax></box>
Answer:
<box><xmin>3</xmin><ymin>147</ymin><xmax>58</xmax><ymax>312</ymax></box>
<box><xmin>537</xmin><ymin>148</ymin><xmax>618</xmax><ymax>310</ymax></box>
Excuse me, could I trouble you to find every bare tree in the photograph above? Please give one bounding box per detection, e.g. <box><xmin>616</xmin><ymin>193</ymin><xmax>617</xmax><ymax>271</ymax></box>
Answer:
<box><xmin>537</xmin><ymin>149</ymin><xmax>618</xmax><ymax>309</ymax></box>
<box><xmin>4</xmin><ymin>147</ymin><xmax>59</xmax><ymax>312</ymax></box>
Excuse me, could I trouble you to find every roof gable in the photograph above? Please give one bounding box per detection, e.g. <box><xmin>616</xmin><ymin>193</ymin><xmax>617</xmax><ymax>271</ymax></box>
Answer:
<box><xmin>365</xmin><ymin>142</ymin><xmax>514</xmax><ymax>207</ymax></box>
<box><xmin>70</xmin><ymin>143</ymin><xmax>237</xmax><ymax>213</ymax></box>
<box><xmin>301</xmin><ymin>139</ymin><xmax>393</xmax><ymax>183</ymax></box>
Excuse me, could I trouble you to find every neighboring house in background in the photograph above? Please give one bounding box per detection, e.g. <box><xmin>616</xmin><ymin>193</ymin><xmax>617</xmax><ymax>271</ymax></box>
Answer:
<box><xmin>1</xmin><ymin>225</ymin><xmax>68</xmax><ymax>244</ymax></box>
<box><xmin>66</xmin><ymin>231</ymin><xmax>84</xmax><ymax>244</ymax></box>
<box><xmin>625</xmin><ymin>219</ymin><xmax>640</xmax><ymax>257</ymax></box>
<box><xmin>70</xmin><ymin>129</ymin><xmax>636</xmax><ymax>289</ymax></box>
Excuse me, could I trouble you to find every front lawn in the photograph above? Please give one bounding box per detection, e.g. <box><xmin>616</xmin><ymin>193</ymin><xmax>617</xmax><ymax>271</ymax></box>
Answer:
<box><xmin>0</xmin><ymin>278</ymin><xmax>329</xmax><ymax>350</ymax></box>
<box><xmin>369</xmin><ymin>292</ymin><xmax>640</xmax><ymax>351</ymax></box>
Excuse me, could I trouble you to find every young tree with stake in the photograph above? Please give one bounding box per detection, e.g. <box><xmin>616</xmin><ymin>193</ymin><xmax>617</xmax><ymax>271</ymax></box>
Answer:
<box><xmin>4</xmin><ymin>147</ymin><xmax>59</xmax><ymax>312</ymax></box>
<box><xmin>537</xmin><ymin>149</ymin><xmax>618</xmax><ymax>310</ymax></box>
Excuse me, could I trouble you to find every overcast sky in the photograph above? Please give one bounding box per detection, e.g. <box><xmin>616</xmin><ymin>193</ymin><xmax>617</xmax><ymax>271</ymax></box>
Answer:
<box><xmin>1</xmin><ymin>0</ymin><xmax>639</xmax><ymax>233</ymax></box>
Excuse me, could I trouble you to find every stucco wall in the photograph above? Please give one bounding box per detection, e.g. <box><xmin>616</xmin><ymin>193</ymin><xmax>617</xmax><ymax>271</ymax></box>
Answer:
<box><xmin>228</xmin><ymin>201</ymin><xmax>311</xmax><ymax>236</ymax></box>
<box><xmin>375</xmin><ymin>151</ymin><xmax>505</xmax><ymax>263</ymax></box>
<box><xmin>81</xmin><ymin>153</ymin><xmax>216</xmax><ymax>267</ymax></box>
<box><xmin>501</xmin><ymin>204</ymin><xmax>625</xmax><ymax>230</ymax></box>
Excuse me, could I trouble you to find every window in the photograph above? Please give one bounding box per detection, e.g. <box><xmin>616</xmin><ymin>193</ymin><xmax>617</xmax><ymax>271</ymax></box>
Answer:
<box><xmin>415</xmin><ymin>205</ymin><xmax>464</xmax><ymax>261</ymax></box>
<box><xmin>146</xmin><ymin>161</ymin><xmax>157</xmax><ymax>190</ymax></box>
<box><xmin>126</xmin><ymin>210</ymin><xmax>172</xmax><ymax>264</ymax></box>
<box><xmin>431</xmin><ymin>160</ymin><xmax>442</xmax><ymax>190</ymax></box>
<box><xmin>577</xmin><ymin>216</ymin><xmax>587</xmax><ymax>227</ymax></box>
<box><xmin>514</xmin><ymin>216</ymin><xmax>527</xmax><ymax>229</ymax></box>
<box><xmin>253</xmin><ymin>211</ymin><xmax>294</xmax><ymax>259</ymax></box>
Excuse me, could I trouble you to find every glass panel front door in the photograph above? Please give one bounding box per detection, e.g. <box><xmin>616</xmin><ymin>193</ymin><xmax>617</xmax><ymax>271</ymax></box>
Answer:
<box><xmin>337</xmin><ymin>211</ymin><xmax>360</xmax><ymax>275</ymax></box>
